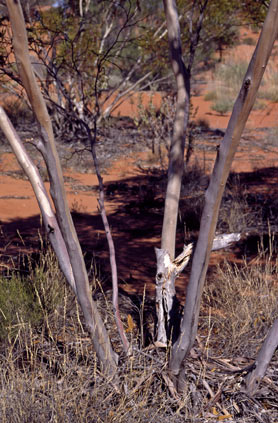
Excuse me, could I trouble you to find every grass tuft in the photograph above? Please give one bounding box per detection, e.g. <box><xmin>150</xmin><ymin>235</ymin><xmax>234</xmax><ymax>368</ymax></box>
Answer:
<box><xmin>202</xmin><ymin>234</ymin><xmax>278</xmax><ymax>356</ymax></box>
<box><xmin>1</xmin><ymin>226</ymin><xmax>278</xmax><ymax>420</ymax></box>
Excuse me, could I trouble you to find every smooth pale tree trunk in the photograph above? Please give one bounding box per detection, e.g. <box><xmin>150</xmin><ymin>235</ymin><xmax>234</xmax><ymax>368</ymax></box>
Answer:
<box><xmin>160</xmin><ymin>0</ymin><xmax>190</xmax><ymax>258</ymax></box>
<box><xmin>0</xmin><ymin>107</ymin><xmax>76</xmax><ymax>294</ymax></box>
<box><xmin>156</xmin><ymin>0</ymin><xmax>209</xmax><ymax>346</ymax></box>
<box><xmin>6</xmin><ymin>0</ymin><xmax>118</xmax><ymax>375</ymax></box>
<box><xmin>169</xmin><ymin>0</ymin><xmax>278</xmax><ymax>390</ymax></box>
<box><xmin>245</xmin><ymin>319</ymin><xmax>278</xmax><ymax>396</ymax></box>
<box><xmin>155</xmin><ymin>0</ymin><xmax>190</xmax><ymax>345</ymax></box>
<box><xmin>244</xmin><ymin>318</ymin><xmax>278</xmax><ymax>396</ymax></box>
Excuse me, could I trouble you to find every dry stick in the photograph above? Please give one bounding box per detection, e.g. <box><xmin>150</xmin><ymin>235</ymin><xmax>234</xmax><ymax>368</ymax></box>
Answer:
<box><xmin>0</xmin><ymin>107</ymin><xmax>76</xmax><ymax>294</ymax></box>
<box><xmin>169</xmin><ymin>0</ymin><xmax>278</xmax><ymax>389</ymax></box>
<box><xmin>86</xmin><ymin>123</ymin><xmax>130</xmax><ymax>355</ymax></box>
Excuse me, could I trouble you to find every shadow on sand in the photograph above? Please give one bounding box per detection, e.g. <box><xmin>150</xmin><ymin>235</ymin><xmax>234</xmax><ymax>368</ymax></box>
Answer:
<box><xmin>1</xmin><ymin>165</ymin><xmax>278</xmax><ymax>302</ymax></box>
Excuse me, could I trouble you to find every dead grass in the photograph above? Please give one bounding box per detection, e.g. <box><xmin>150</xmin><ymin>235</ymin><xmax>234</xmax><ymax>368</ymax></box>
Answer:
<box><xmin>205</xmin><ymin>52</ymin><xmax>278</xmax><ymax>115</ymax></box>
<box><xmin>218</xmin><ymin>173</ymin><xmax>264</xmax><ymax>233</ymax></box>
<box><xmin>201</xmin><ymin>234</ymin><xmax>278</xmax><ymax>357</ymax></box>
<box><xmin>1</xmin><ymin>239</ymin><xmax>278</xmax><ymax>421</ymax></box>
<box><xmin>0</xmin><ymin>249</ymin><xmax>181</xmax><ymax>422</ymax></box>
<box><xmin>1</xmin><ymin>158</ymin><xmax>278</xmax><ymax>420</ymax></box>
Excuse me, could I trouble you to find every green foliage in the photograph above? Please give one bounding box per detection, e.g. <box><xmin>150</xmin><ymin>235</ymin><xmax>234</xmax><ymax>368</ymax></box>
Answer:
<box><xmin>241</xmin><ymin>0</ymin><xmax>269</xmax><ymax>27</ymax></box>
<box><xmin>211</xmin><ymin>97</ymin><xmax>234</xmax><ymax>114</ymax></box>
<box><xmin>242</xmin><ymin>36</ymin><xmax>256</xmax><ymax>45</ymax></box>
<box><xmin>198</xmin><ymin>0</ymin><xmax>240</xmax><ymax>62</ymax></box>
<box><xmin>0</xmin><ymin>0</ymin><xmax>271</xmax><ymax>141</ymax></box>
<box><xmin>0</xmin><ymin>274</ymin><xmax>41</xmax><ymax>340</ymax></box>
<box><xmin>258</xmin><ymin>68</ymin><xmax>278</xmax><ymax>102</ymax></box>
<box><xmin>204</xmin><ymin>91</ymin><xmax>217</xmax><ymax>101</ymax></box>
<box><xmin>0</xmin><ymin>250</ymin><xmax>64</xmax><ymax>341</ymax></box>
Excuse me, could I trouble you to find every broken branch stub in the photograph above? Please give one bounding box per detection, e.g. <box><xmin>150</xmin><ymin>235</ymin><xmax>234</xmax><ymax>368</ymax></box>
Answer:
<box><xmin>211</xmin><ymin>233</ymin><xmax>241</xmax><ymax>251</ymax></box>
<box><xmin>155</xmin><ymin>233</ymin><xmax>241</xmax><ymax>344</ymax></box>
<box><xmin>155</xmin><ymin>244</ymin><xmax>193</xmax><ymax>345</ymax></box>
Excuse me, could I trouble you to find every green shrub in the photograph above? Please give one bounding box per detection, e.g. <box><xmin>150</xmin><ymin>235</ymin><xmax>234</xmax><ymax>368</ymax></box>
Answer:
<box><xmin>204</xmin><ymin>91</ymin><xmax>217</xmax><ymax>101</ymax></box>
<box><xmin>0</xmin><ymin>249</ymin><xmax>64</xmax><ymax>340</ymax></box>
<box><xmin>211</xmin><ymin>97</ymin><xmax>234</xmax><ymax>114</ymax></box>
<box><xmin>0</xmin><ymin>274</ymin><xmax>42</xmax><ymax>340</ymax></box>
<box><xmin>242</xmin><ymin>36</ymin><xmax>256</xmax><ymax>45</ymax></box>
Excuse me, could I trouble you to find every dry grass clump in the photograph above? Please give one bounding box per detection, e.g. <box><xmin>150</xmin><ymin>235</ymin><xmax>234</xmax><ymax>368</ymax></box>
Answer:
<box><xmin>205</xmin><ymin>60</ymin><xmax>248</xmax><ymax>114</ymax></box>
<box><xmin>218</xmin><ymin>173</ymin><xmax>264</xmax><ymax>233</ymax></box>
<box><xmin>0</xmin><ymin>248</ymin><xmax>64</xmax><ymax>340</ymax></box>
<box><xmin>0</xmin><ymin>327</ymin><xmax>179</xmax><ymax>423</ymax></box>
<box><xmin>201</xmin><ymin>235</ymin><xmax>278</xmax><ymax>357</ymax></box>
<box><xmin>0</xmin><ymin>249</ymin><xmax>187</xmax><ymax>422</ymax></box>
<box><xmin>204</xmin><ymin>55</ymin><xmax>278</xmax><ymax>114</ymax></box>
<box><xmin>2</xmin><ymin>238</ymin><xmax>278</xmax><ymax>421</ymax></box>
<box><xmin>257</xmin><ymin>62</ymin><xmax>278</xmax><ymax>103</ymax></box>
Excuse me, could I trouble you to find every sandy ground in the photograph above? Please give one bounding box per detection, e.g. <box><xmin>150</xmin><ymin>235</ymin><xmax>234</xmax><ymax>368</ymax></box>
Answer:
<box><xmin>1</xmin><ymin>27</ymin><xmax>278</xmax><ymax>298</ymax></box>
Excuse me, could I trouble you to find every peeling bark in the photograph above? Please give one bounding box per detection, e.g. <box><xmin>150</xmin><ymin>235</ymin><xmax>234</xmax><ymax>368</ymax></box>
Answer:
<box><xmin>155</xmin><ymin>244</ymin><xmax>193</xmax><ymax>344</ymax></box>
<box><xmin>155</xmin><ymin>233</ymin><xmax>241</xmax><ymax>345</ymax></box>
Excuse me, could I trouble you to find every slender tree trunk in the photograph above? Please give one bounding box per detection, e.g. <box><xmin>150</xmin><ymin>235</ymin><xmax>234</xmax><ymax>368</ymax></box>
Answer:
<box><xmin>244</xmin><ymin>318</ymin><xmax>278</xmax><ymax>396</ymax></box>
<box><xmin>169</xmin><ymin>0</ymin><xmax>278</xmax><ymax>390</ymax></box>
<box><xmin>155</xmin><ymin>0</ymin><xmax>190</xmax><ymax>345</ymax></box>
<box><xmin>0</xmin><ymin>107</ymin><xmax>76</xmax><ymax>294</ymax></box>
<box><xmin>6</xmin><ymin>0</ymin><xmax>118</xmax><ymax>375</ymax></box>
<box><xmin>161</xmin><ymin>0</ymin><xmax>190</xmax><ymax>258</ymax></box>
<box><xmin>155</xmin><ymin>0</ymin><xmax>210</xmax><ymax>345</ymax></box>
<box><xmin>86</xmin><ymin>121</ymin><xmax>130</xmax><ymax>355</ymax></box>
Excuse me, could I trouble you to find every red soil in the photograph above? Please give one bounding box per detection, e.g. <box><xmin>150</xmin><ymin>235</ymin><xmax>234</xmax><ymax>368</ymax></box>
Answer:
<box><xmin>1</xmin><ymin>27</ymin><xmax>278</xmax><ymax>299</ymax></box>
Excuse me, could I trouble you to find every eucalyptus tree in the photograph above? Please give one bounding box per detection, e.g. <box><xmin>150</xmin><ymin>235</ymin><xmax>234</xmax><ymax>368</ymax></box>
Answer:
<box><xmin>162</xmin><ymin>0</ymin><xmax>278</xmax><ymax>392</ymax></box>
<box><xmin>2</xmin><ymin>0</ymin><xmax>119</xmax><ymax>375</ymax></box>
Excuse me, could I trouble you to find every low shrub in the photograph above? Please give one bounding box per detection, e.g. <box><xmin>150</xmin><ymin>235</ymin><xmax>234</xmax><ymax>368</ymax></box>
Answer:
<box><xmin>211</xmin><ymin>97</ymin><xmax>234</xmax><ymax>115</ymax></box>
<box><xmin>204</xmin><ymin>91</ymin><xmax>217</xmax><ymax>101</ymax></box>
<box><xmin>0</xmin><ymin>248</ymin><xmax>64</xmax><ymax>341</ymax></box>
<box><xmin>242</xmin><ymin>36</ymin><xmax>256</xmax><ymax>45</ymax></box>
